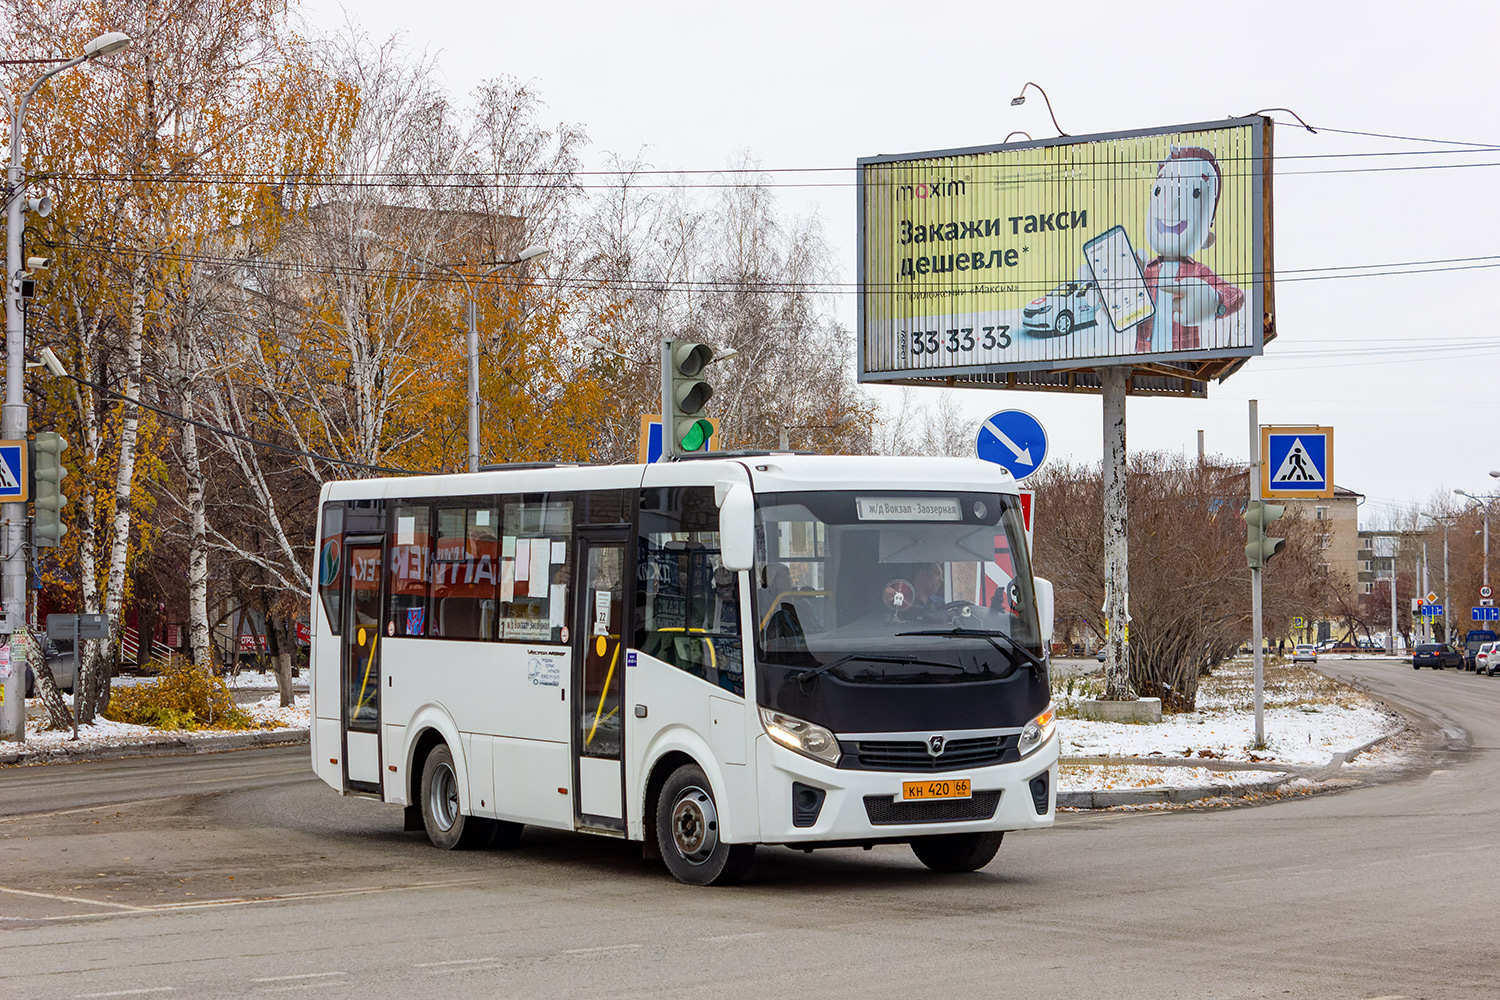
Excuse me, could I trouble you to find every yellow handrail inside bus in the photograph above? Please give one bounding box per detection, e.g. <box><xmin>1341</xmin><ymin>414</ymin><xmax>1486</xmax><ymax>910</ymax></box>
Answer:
<box><xmin>585</xmin><ymin>640</ymin><xmax>620</xmax><ymax>748</ymax></box>
<box><xmin>354</xmin><ymin>630</ymin><xmax>379</xmax><ymax>718</ymax></box>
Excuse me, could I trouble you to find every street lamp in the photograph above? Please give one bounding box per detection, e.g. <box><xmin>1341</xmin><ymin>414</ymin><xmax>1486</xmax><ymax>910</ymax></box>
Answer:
<box><xmin>360</xmin><ymin>236</ymin><xmax>548</xmax><ymax>473</ymax></box>
<box><xmin>1455</xmin><ymin>488</ymin><xmax>1491</xmax><ymax>591</ymax></box>
<box><xmin>2</xmin><ymin>31</ymin><xmax>131</xmax><ymax>741</ymax></box>
<box><xmin>1009</xmin><ymin>82</ymin><xmax>1069</xmax><ymax>136</ymax></box>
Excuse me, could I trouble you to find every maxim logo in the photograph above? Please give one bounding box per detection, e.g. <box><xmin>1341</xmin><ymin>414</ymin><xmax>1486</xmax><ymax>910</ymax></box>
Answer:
<box><xmin>895</xmin><ymin>179</ymin><xmax>966</xmax><ymax>200</ymax></box>
<box><xmin>926</xmin><ymin>735</ymin><xmax>946</xmax><ymax>757</ymax></box>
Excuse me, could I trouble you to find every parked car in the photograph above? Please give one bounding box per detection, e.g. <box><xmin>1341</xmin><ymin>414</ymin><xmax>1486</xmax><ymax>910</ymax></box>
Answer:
<box><xmin>1462</xmin><ymin>629</ymin><xmax>1497</xmax><ymax>670</ymax></box>
<box><xmin>1475</xmin><ymin>641</ymin><xmax>1498</xmax><ymax>675</ymax></box>
<box><xmin>1412</xmin><ymin>643</ymin><xmax>1463</xmax><ymax>669</ymax></box>
<box><xmin>1021</xmin><ymin>280</ymin><xmax>1101</xmax><ymax>337</ymax></box>
<box><xmin>1291</xmin><ymin>644</ymin><xmax>1318</xmax><ymax>664</ymax></box>
<box><xmin>15</xmin><ymin>635</ymin><xmax>77</xmax><ymax>698</ymax></box>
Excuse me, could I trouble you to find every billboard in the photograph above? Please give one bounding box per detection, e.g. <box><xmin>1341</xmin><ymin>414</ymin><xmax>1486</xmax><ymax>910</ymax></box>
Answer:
<box><xmin>858</xmin><ymin>116</ymin><xmax>1273</xmax><ymax>395</ymax></box>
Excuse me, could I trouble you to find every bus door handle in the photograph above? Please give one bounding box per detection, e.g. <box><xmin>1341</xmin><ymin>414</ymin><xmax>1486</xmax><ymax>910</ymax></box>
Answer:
<box><xmin>634</xmin><ymin>704</ymin><xmax>648</xmax><ymax>718</ymax></box>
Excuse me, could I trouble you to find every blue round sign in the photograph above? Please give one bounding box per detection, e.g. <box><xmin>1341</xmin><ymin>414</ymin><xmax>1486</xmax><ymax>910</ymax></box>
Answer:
<box><xmin>976</xmin><ymin>410</ymin><xmax>1048</xmax><ymax>480</ymax></box>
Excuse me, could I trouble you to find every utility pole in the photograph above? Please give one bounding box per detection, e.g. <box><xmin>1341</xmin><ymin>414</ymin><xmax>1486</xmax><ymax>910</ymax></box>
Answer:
<box><xmin>1248</xmin><ymin>401</ymin><xmax>1265</xmax><ymax>746</ymax></box>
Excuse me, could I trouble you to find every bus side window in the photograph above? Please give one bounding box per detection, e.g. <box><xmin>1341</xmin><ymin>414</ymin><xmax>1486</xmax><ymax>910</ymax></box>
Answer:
<box><xmin>316</xmin><ymin>503</ymin><xmax>345</xmax><ymax>635</ymax></box>
<box><xmin>637</xmin><ymin>486</ymin><xmax>743</xmax><ymax>695</ymax></box>
<box><xmin>431</xmin><ymin>506</ymin><xmax>499</xmax><ymax>640</ymax></box>
<box><xmin>388</xmin><ymin>504</ymin><xmax>431</xmax><ymax>636</ymax></box>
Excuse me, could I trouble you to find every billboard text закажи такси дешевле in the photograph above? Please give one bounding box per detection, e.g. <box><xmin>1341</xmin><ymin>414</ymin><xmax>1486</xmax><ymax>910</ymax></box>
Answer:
<box><xmin>857</xmin><ymin>116</ymin><xmax>1274</xmax><ymax>396</ymax></box>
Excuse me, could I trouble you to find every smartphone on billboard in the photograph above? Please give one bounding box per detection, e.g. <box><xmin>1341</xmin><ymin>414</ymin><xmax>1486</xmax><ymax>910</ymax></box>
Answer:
<box><xmin>1082</xmin><ymin>225</ymin><xmax>1154</xmax><ymax>333</ymax></box>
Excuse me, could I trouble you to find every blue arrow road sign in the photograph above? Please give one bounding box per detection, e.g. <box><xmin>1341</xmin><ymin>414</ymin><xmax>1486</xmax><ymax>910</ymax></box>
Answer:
<box><xmin>1474</xmin><ymin>606</ymin><xmax>1500</xmax><ymax>621</ymax></box>
<box><xmin>976</xmin><ymin>410</ymin><xmax>1048</xmax><ymax>481</ymax></box>
<box><xmin>0</xmin><ymin>442</ymin><xmax>24</xmax><ymax>501</ymax></box>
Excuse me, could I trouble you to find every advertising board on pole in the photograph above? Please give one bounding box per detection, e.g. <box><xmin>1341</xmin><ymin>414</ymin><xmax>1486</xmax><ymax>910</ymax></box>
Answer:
<box><xmin>857</xmin><ymin>116</ymin><xmax>1274</xmax><ymax>396</ymax></box>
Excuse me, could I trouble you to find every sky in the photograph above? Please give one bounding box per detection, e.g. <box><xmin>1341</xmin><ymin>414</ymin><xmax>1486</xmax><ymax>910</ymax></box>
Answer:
<box><xmin>297</xmin><ymin>0</ymin><xmax>1499</xmax><ymax>526</ymax></box>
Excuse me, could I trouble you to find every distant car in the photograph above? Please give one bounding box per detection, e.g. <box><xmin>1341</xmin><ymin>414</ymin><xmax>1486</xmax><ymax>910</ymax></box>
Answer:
<box><xmin>1021</xmin><ymin>280</ymin><xmax>1101</xmax><ymax>337</ymax></box>
<box><xmin>1462</xmin><ymin>629</ymin><xmax>1497</xmax><ymax>670</ymax></box>
<box><xmin>1094</xmin><ymin>647</ymin><xmax>1106</xmax><ymax>663</ymax></box>
<box><xmin>1291</xmin><ymin>644</ymin><xmax>1318</xmax><ymax>664</ymax></box>
<box><xmin>1412</xmin><ymin>643</ymin><xmax>1463</xmax><ymax>669</ymax></box>
<box><xmin>1476</xmin><ymin>642</ymin><xmax>1497</xmax><ymax>675</ymax></box>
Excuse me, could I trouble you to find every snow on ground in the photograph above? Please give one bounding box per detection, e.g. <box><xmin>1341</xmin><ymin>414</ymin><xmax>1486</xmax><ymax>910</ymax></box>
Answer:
<box><xmin>1059</xmin><ymin>704</ymin><xmax>1398</xmax><ymax>767</ymax></box>
<box><xmin>1060</xmin><ymin>763</ymin><xmax>1286</xmax><ymax>791</ymax></box>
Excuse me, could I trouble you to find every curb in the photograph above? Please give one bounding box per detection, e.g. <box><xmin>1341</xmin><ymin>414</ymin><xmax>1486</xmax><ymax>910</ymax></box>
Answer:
<box><xmin>0</xmin><ymin>728</ymin><xmax>309</xmax><ymax>766</ymax></box>
<box><xmin>1058</xmin><ymin>772</ymin><xmax>1290</xmax><ymax>809</ymax></box>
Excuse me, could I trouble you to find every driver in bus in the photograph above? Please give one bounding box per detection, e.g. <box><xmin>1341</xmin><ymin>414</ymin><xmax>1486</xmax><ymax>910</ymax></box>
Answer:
<box><xmin>912</xmin><ymin>563</ymin><xmax>945</xmax><ymax>611</ymax></box>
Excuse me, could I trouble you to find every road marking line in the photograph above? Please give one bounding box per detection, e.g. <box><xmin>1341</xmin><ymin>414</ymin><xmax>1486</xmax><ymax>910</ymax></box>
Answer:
<box><xmin>0</xmin><ymin>797</ymin><xmax>179</xmax><ymax>824</ymax></box>
<box><xmin>0</xmin><ymin>885</ymin><xmax>144</xmax><ymax>911</ymax></box>
<box><xmin>560</xmin><ymin>944</ymin><xmax>642</xmax><ymax>955</ymax></box>
<box><xmin>1363</xmin><ymin>995</ymin><xmax>1409</xmax><ymax>999</ymax></box>
<box><xmin>76</xmin><ymin>990</ymin><xmax>176</xmax><ymax>998</ymax></box>
<box><xmin>700</xmin><ymin>932</ymin><xmax>769</xmax><ymax>941</ymax></box>
<box><xmin>414</xmin><ymin>958</ymin><xmax>496</xmax><ymax>968</ymax></box>
<box><xmin>250</xmin><ymin>973</ymin><xmax>346</xmax><ymax>983</ymax></box>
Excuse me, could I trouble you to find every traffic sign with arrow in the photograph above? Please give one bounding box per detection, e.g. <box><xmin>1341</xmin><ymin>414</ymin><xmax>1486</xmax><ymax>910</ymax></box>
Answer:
<box><xmin>976</xmin><ymin>409</ymin><xmax>1048</xmax><ymax>481</ymax></box>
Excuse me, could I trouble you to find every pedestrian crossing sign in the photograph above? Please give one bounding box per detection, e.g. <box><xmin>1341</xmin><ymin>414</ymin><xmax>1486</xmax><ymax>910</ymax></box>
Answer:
<box><xmin>0</xmin><ymin>440</ymin><xmax>27</xmax><ymax>502</ymax></box>
<box><xmin>1261</xmin><ymin>425</ymin><xmax>1333</xmax><ymax>499</ymax></box>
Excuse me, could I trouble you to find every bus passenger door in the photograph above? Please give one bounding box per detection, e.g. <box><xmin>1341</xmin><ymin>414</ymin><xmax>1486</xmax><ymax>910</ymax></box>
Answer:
<box><xmin>573</xmin><ymin>530</ymin><xmax>629</xmax><ymax>832</ymax></box>
<box><xmin>342</xmin><ymin>536</ymin><xmax>385</xmax><ymax>793</ymax></box>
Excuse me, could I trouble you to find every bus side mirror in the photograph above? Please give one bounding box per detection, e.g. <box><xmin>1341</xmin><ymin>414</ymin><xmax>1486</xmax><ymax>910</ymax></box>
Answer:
<box><xmin>1033</xmin><ymin>577</ymin><xmax>1055</xmax><ymax>644</ymax></box>
<box><xmin>718</xmin><ymin>482</ymin><xmax>754</xmax><ymax>572</ymax></box>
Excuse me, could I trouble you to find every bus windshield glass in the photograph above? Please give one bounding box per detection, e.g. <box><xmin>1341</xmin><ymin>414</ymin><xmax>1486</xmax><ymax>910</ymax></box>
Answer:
<box><xmin>753</xmin><ymin>491</ymin><xmax>1039</xmax><ymax>684</ymax></box>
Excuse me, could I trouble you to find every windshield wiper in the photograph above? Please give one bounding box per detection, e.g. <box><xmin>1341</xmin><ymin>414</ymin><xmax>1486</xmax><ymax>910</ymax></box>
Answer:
<box><xmin>896</xmin><ymin>628</ymin><xmax>1048</xmax><ymax>675</ymax></box>
<box><xmin>793</xmin><ymin>653</ymin><xmax>967</xmax><ymax>691</ymax></box>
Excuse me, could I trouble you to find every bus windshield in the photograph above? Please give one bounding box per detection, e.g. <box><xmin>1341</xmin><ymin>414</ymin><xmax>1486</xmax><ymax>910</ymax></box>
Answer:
<box><xmin>753</xmin><ymin>490</ymin><xmax>1039</xmax><ymax>684</ymax></box>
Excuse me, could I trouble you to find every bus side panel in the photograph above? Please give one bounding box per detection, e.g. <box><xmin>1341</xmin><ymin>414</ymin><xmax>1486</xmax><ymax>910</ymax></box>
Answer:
<box><xmin>493</xmin><ymin>736</ymin><xmax>573</xmax><ymax>829</ymax></box>
<box><xmin>626</xmin><ymin>654</ymin><xmax>758</xmax><ymax>844</ymax></box>
<box><xmin>312</xmin><ymin>718</ymin><xmax>341</xmax><ymax>791</ymax></box>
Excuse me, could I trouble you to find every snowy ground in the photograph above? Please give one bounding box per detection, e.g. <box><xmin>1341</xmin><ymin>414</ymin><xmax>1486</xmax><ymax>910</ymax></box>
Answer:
<box><xmin>9</xmin><ymin>661</ymin><xmax>1412</xmax><ymax>800</ymax></box>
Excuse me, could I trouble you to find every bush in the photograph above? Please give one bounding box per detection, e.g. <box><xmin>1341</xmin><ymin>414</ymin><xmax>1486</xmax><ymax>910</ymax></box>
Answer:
<box><xmin>104</xmin><ymin>661</ymin><xmax>252</xmax><ymax>730</ymax></box>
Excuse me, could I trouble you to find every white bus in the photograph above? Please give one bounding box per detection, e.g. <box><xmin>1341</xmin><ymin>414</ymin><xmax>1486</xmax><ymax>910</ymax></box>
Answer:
<box><xmin>309</xmin><ymin>453</ymin><xmax>1058</xmax><ymax>885</ymax></box>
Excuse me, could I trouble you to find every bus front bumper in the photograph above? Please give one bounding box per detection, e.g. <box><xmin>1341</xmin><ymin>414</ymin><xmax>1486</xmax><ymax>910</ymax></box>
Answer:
<box><xmin>752</xmin><ymin>733</ymin><xmax>1058</xmax><ymax>844</ymax></box>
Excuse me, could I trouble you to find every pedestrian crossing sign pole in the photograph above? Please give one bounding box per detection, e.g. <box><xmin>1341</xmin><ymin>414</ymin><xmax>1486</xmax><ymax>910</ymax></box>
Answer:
<box><xmin>1261</xmin><ymin>425</ymin><xmax>1333</xmax><ymax>500</ymax></box>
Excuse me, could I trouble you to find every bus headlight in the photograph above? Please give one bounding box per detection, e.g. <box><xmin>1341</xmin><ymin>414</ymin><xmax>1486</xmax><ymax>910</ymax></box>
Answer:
<box><xmin>759</xmin><ymin>708</ymin><xmax>841</xmax><ymax>766</ymax></box>
<box><xmin>1017</xmin><ymin>705</ymin><xmax>1056</xmax><ymax>758</ymax></box>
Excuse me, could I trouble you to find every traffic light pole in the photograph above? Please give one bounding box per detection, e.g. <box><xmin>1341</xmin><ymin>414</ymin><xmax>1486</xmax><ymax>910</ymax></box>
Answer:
<box><xmin>1248</xmin><ymin>400</ymin><xmax>1265</xmax><ymax>747</ymax></box>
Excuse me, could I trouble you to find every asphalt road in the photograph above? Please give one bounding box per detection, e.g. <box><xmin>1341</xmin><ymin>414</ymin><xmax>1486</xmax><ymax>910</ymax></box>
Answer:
<box><xmin>0</xmin><ymin>657</ymin><xmax>1496</xmax><ymax>999</ymax></box>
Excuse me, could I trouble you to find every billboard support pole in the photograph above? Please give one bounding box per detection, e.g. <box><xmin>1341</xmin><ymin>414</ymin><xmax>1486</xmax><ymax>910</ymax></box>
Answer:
<box><xmin>1248</xmin><ymin>399</ymin><xmax>1265</xmax><ymax>747</ymax></box>
<box><xmin>1100</xmin><ymin>367</ymin><xmax>1132</xmax><ymax>701</ymax></box>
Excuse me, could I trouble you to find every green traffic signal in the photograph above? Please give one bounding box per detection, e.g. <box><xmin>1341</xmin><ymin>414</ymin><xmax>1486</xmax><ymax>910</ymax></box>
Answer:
<box><xmin>1244</xmin><ymin>499</ymin><xmax>1286</xmax><ymax>569</ymax></box>
<box><xmin>32</xmin><ymin>430</ymin><xmax>69</xmax><ymax>547</ymax></box>
<box><xmin>663</xmin><ymin>339</ymin><xmax>716</xmax><ymax>457</ymax></box>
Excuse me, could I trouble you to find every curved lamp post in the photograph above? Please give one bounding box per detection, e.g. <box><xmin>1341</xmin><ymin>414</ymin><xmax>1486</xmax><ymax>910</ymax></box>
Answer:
<box><xmin>2</xmin><ymin>31</ymin><xmax>131</xmax><ymax>741</ymax></box>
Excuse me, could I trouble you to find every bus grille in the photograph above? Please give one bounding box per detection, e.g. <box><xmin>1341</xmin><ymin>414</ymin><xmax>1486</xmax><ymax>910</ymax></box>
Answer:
<box><xmin>863</xmin><ymin>791</ymin><xmax>1002</xmax><ymax>825</ymax></box>
<box><xmin>842</xmin><ymin>735</ymin><xmax>1017</xmax><ymax>771</ymax></box>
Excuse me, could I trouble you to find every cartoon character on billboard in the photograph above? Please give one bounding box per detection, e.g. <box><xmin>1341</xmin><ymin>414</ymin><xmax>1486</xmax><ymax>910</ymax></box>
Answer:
<box><xmin>1133</xmin><ymin>145</ymin><xmax>1244</xmax><ymax>353</ymax></box>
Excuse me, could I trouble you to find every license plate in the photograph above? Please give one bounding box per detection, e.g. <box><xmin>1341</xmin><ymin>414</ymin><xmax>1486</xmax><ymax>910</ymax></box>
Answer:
<box><xmin>900</xmin><ymin>778</ymin><xmax>971</xmax><ymax>801</ymax></box>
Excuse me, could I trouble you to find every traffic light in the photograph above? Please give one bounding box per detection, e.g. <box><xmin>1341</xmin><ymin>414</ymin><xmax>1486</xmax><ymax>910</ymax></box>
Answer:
<box><xmin>32</xmin><ymin>431</ymin><xmax>68</xmax><ymax>547</ymax></box>
<box><xmin>662</xmin><ymin>339</ymin><xmax>715</xmax><ymax>457</ymax></box>
<box><xmin>1244</xmin><ymin>499</ymin><xmax>1286</xmax><ymax>569</ymax></box>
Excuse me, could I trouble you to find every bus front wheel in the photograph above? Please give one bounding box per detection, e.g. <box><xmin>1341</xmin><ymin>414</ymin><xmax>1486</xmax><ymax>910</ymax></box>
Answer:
<box><xmin>656</xmin><ymin>764</ymin><xmax>755</xmax><ymax>886</ymax></box>
<box><xmin>910</xmin><ymin>831</ymin><xmax>1004</xmax><ymax>873</ymax></box>
<box><xmin>419</xmin><ymin>743</ymin><xmax>496</xmax><ymax>850</ymax></box>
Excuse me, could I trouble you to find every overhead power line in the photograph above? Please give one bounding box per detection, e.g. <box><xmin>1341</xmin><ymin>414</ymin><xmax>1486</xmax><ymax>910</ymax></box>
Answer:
<box><xmin>58</xmin><ymin>371</ymin><xmax>415</xmax><ymax>476</ymax></box>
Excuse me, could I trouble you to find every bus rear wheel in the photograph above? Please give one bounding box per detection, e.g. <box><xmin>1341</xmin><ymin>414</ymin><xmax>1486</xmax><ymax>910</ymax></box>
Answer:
<box><xmin>910</xmin><ymin>831</ymin><xmax>1004</xmax><ymax>873</ymax></box>
<box><xmin>420</xmin><ymin>743</ymin><xmax>496</xmax><ymax>850</ymax></box>
<box><xmin>656</xmin><ymin>764</ymin><xmax>755</xmax><ymax>886</ymax></box>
